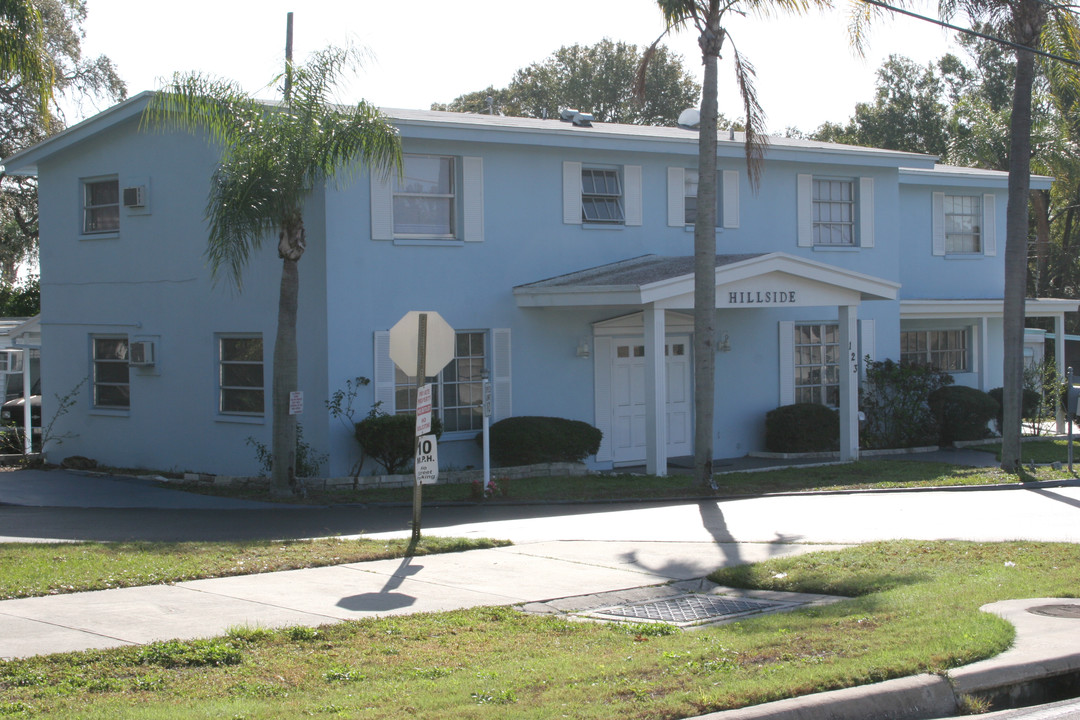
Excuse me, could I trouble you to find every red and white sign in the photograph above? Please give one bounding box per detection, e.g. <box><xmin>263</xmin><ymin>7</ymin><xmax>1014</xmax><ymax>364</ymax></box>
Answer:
<box><xmin>416</xmin><ymin>383</ymin><xmax>432</xmax><ymax>436</ymax></box>
<box><xmin>289</xmin><ymin>391</ymin><xmax>303</xmax><ymax>415</ymax></box>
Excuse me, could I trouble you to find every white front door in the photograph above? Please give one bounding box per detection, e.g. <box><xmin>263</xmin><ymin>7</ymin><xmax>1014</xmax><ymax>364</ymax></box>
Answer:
<box><xmin>610</xmin><ymin>336</ymin><xmax>692</xmax><ymax>464</ymax></box>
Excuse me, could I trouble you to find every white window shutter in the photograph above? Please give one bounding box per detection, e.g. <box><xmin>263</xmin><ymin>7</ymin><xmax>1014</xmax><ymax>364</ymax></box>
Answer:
<box><xmin>982</xmin><ymin>193</ymin><xmax>996</xmax><ymax>256</ymax></box>
<box><xmin>593</xmin><ymin>336</ymin><xmax>613</xmax><ymax>462</ymax></box>
<box><xmin>370</xmin><ymin>170</ymin><xmax>394</xmax><ymax>240</ymax></box>
<box><xmin>462</xmin><ymin>156</ymin><xmax>484</xmax><ymax>242</ymax></box>
<box><xmin>858</xmin><ymin>319</ymin><xmax>875</xmax><ymax>381</ymax></box>
<box><xmin>667</xmin><ymin>167</ymin><xmax>685</xmax><ymax>228</ymax></box>
<box><xmin>563</xmin><ymin>161</ymin><xmax>582</xmax><ymax>225</ymax></box>
<box><xmin>373</xmin><ymin>330</ymin><xmax>395</xmax><ymax>412</ymax></box>
<box><xmin>492</xmin><ymin>328</ymin><xmax>512</xmax><ymax>421</ymax></box>
<box><xmin>797</xmin><ymin>174</ymin><xmax>813</xmax><ymax>247</ymax></box>
<box><xmin>624</xmin><ymin>165</ymin><xmax>642</xmax><ymax>226</ymax></box>
<box><xmin>722</xmin><ymin>170</ymin><xmax>740</xmax><ymax>229</ymax></box>
<box><xmin>932</xmin><ymin>192</ymin><xmax>946</xmax><ymax>256</ymax></box>
<box><xmin>779</xmin><ymin>321</ymin><xmax>795</xmax><ymax>405</ymax></box>
<box><xmin>859</xmin><ymin>177</ymin><xmax>874</xmax><ymax>248</ymax></box>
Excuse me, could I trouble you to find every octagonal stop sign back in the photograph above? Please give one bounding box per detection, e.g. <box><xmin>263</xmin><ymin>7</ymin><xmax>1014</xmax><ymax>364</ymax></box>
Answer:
<box><xmin>389</xmin><ymin>311</ymin><xmax>456</xmax><ymax>377</ymax></box>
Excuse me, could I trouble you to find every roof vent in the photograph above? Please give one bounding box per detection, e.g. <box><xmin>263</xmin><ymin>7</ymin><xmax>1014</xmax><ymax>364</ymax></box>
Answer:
<box><xmin>677</xmin><ymin>108</ymin><xmax>700</xmax><ymax>129</ymax></box>
<box><xmin>559</xmin><ymin>108</ymin><xmax>593</xmax><ymax>127</ymax></box>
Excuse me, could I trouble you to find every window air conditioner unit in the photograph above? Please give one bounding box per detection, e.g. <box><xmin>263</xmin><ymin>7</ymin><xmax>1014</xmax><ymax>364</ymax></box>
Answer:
<box><xmin>130</xmin><ymin>340</ymin><xmax>155</xmax><ymax>366</ymax></box>
<box><xmin>122</xmin><ymin>185</ymin><xmax>146</xmax><ymax>208</ymax></box>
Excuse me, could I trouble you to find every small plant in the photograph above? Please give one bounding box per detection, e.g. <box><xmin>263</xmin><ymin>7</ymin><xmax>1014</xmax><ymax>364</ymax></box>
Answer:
<box><xmin>764</xmin><ymin>403</ymin><xmax>839</xmax><ymax>453</ymax></box>
<box><xmin>480</xmin><ymin>416</ymin><xmax>602</xmax><ymax>466</ymax></box>
<box><xmin>928</xmin><ymin>385</ymin><xmax>999</xmax><ymax>444</ymax></box>
<box><xmin>860</xmin><ymin>359</ymin><xmax>952</xmax><ymax>449</ymax></box>
<box><xmin>137</xmin><ymin>638</ymin><xmax>242</xmax><ymax>668</ymax></box>
<box><xmin>470</xmin><ymin>478</ymin><xmax>502</xmax><ymax>500</ymax></box>
<box><xmin>326</xmin><ymin>376</ymin><xmax>370</xmax><ymax>480</ymax></box>
<box><xmin>355</xmin><ymin>409</ymin><xmax>442</xmax><ymax>475</ymax></box>
<box><xmin>323</xmin><ymin>665</ymin><xmax>365</xmax><ymax>682</ymax></box>
<box><xmin>247</xmin><ymin>422</ymin><xmax>326</xmax><ymax>478</ymax></box>
<box><xmin>227</xmin><ymin>626</ymin><xmax>273</xmax><ymax>643</ymax></box>
<box><xmin>283</xmin><ymin>626</ymin><xmax>320</xmax><ymax>641</ymax></box>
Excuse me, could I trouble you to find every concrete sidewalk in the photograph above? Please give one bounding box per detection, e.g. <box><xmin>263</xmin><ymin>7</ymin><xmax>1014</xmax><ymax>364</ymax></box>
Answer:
<box><xmin>0</xmin><ymin>540</ymin><xmax>833</xmax><ymax>659</ymax></box>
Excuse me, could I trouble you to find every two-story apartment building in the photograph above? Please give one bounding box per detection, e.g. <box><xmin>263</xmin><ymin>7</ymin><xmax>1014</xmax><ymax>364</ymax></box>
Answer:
<box><xmin>3</xmin><ymin>92</ymin><xmax>1075</xmax><ymax>477</ymax></box>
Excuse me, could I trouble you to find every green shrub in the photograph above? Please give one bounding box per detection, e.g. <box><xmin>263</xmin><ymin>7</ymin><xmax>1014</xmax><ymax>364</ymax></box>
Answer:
<box><xmin>480</xmin><ymin>416</ymin><xmax>602</xmax><ymax>466</ymax></box>
<box><xmin>764</xmin><ymin>403</ymin><xmax>839</xmax><ymax>453</ymax></box>
<box><xmin>860</xmin><ymin>359</ymin><xmax>952</xmax><ymax>449</ymax></box>
<box><xmin>355</xmin><ymin>413</ymin><xmax>442</xmax><ymax>475</ymax></box>
<box><xmin>138</xmin><ymin>639</ymin><xmax>242</xmax><ymax>668</ymax></box>
<box><xmin>928</xmin><ymin>385</ymin><xmax>999</xmax><ymax>444</ymax></box>
<box><xmin>988</xmin><ymin>386</ymin><xmax>1043</xmax><ymax>430</ymax></box>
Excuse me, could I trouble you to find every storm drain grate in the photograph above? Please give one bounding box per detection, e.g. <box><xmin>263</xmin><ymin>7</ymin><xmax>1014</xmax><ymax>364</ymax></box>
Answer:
<box><xmin>599</xmin><ymin>595</ymin><xmax>785</xmax><ymax>625</ymax></box>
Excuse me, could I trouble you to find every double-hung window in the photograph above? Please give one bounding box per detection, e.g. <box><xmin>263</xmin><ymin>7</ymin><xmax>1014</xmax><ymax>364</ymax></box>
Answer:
<box><xmin>900</xmin><ymin>330</ymin><xmax>968</xmax><ymax>371</ymax></box>
<box><xmin>813</xmin><ymin>179</ymin><xmax>854</xmax><ymax>246</ymax></box>
<box><xmin>581</xmin><ymin>168</ymin><xmax>624</xmax><ymax>224</ymax></box>
<box><xmin>392</xmin><ymin>155</ymin><xmax>455</xmax><ymax>238</ymax></box>
<box><xmin>92</xmin><ymin>336</ymin><xmax>129</xmax><ymax>408</ymax></box>
<box><xmin>683</xmin><ymin>170</ymin><xmax>699</xmax><ymax>225</ymax></box>
<box><xmin>83</xmin><ymin>178</ymin><xmax>120</xmax><ymax>234</ymax></box>
<box><xmin>394</xmin><ymin>331</ymin><xmax>487</xmax><ymax>433</ymax></box>
<box><xmin>944</xmin><ymin>195</ymin><xmax>982</xmax><ymax>254</ymax></box>
<box><xmin>793</xmin><ymin>323</ymin><xmax>840</xmax><ymax>407</ymax></box>
<box><xmin>219</xmin><ymin>336</ymin><xmax>264</xmax><ymax>415</ymax></box>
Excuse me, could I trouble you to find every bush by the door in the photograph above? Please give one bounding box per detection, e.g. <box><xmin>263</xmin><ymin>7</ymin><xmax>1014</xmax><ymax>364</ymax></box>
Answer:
<box><xmin>764</xmin><ymin>403</ymin><xmax>839</xmax><ymax>453</ymax></box>
<box><xmin>482</xmin><ymin>416</ymin><xmax>602</xmax><ymax>466</ymax></box>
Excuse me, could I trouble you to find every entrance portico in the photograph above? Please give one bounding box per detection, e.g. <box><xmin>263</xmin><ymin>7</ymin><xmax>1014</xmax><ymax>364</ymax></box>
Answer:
<box><xmin>515</xmin><ymin>253</ymin><xmax>900</xmax><ymax>476</ymax></box>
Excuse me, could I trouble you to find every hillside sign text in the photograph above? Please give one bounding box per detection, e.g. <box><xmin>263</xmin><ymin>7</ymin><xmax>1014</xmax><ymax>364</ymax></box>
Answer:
<box><xmin>727</xmin><ymin>290</ymin><xmax>797</xmax><ymax>305</ymax></box>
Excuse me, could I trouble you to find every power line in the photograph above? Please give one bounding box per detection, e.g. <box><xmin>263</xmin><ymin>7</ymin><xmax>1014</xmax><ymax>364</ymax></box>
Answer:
<box><xmin>860</xmin><ymin>0</ymin><xmax>1080</xmax><ymax>68</ymax></box>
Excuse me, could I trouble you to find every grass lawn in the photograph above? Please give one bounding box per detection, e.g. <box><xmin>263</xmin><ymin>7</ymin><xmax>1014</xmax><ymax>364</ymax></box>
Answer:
<box><xmin>970</xmin><ymin>437</ymin><xmax>1080</xmax><ymax>464</ymax></box>
<box><xmin>172</xmin><ymin>457</ymin><xmax>1076</xmax><ymax>505</ymax></box>
<box><xmin>2</xmin><ymin>540</ymin><xmax>1074</xmax><ymax>719</ymax></box>
<box><xmin>0</xmin><ymin>537</ymin><xmax>508</xmax><ymax>601</ymax></box>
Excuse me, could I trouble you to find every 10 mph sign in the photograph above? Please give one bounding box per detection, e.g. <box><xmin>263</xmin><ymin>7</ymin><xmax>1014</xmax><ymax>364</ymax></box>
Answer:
<box><xmin>415</xmin><ymin>434</ymin><xmax>438</xmax><ymax>484</ymax></box>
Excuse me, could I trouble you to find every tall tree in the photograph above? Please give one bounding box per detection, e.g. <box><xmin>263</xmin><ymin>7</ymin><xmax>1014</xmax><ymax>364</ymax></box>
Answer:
<box><xmin>0</xmin><ymin>0</ymin><xmax>125</xmax><ymax>285</ymax></box>
<box><xmin>640</xmin><ymin>0</ymin><xmax>828</xmax><ymax>487</ymax></box>
<box><xmin>144</xmin><ymin>46</ymin><xmax>402</xmax><ymax>495</ymax></box>
<box><xmin>0</xmin><ymin>0</ymin><xmax>51</xmax><ymax>118</ymax></box>
<box><xmin>851</xmin><ymin>0</ymin><xmax>1080</xmax><ymax>472</ymax></box>
<box><xmin>434</xmin><ymin>39</ymin><xmax>704</xmax><ymax>126</ymax></box>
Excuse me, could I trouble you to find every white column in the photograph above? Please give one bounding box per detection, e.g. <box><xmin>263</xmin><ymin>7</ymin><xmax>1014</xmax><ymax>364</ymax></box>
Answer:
<box><xmin>1057</xmin><ymin>313</ymin><xmax>1067</xmax><ymax>433</ymax></box>
<box><xmin>979</xmin><ymin>317</ymin><xmax>989</xmax><ymax>391</ymax></box>
<box><xmin>838</xmin><ymin>305</ymin><xmax>859</xmax><ymax>462</ymax></box>
<box><xmin>644</xmin><ymin>305</ymin><xmax>667</xmax><ymax>476</ymax></box>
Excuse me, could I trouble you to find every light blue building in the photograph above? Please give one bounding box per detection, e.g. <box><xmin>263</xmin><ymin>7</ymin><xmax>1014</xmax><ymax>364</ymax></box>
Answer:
<box><xmin>4</xmin><ymin>93</ymin><xmax>1075</xmax><ymax>477</ymax></box>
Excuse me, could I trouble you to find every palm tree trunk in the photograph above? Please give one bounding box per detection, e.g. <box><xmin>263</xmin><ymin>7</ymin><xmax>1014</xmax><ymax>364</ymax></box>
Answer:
<box><xmin>1001</xmin><ymin>10</ymin><xmax>1041</xmax><ymax>472</ymax></box>
<box><xmin>693</xmin><ymin>12</ymin><xmax>722</xmax><ymax>487</ymax></box>
<box><xmin>271</xmin><ymin>244</ymin><xmax>301</xmax><ymax>496</ymax></box>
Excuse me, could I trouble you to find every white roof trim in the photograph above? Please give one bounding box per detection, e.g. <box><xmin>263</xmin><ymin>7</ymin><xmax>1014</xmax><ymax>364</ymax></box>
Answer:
<box><xmin>900</xmin><ymin>298</ymin><xmax>1079</xmax><ymax>319</ymax></box>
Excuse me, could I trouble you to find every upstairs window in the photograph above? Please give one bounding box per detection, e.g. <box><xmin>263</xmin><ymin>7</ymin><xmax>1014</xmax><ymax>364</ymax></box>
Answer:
<box><xmin>684</xmin><ymin>169</ymin><xmax>699</xmax><ymax>225</ymax></box>
<box><xmin>813</xmin><ymin>179</ymin><xmax>854</xmax><ymax>246</ymax></box>
<box><xmin>83</xmin><ymin>178</ymin><xmax>119</xmax><ymax>234</ymax></box>
<box><xmin>392</xmin><ymin>155</ymin><xmax>455</xmax><ymax>237</ymax></box>
<box><xmin>581</xmin><ymin>168</ymin><xmax>624</xmax><ymax>224</ymax></box>
<box><xmin>92</xmin><ymin>336</ymin><xmax>129</xmax><ymax>409</ymax></box>
<box><xmin>944</xmin><ymin>195</ymin><xmax>982</xmax><ymax>254</ymax></box>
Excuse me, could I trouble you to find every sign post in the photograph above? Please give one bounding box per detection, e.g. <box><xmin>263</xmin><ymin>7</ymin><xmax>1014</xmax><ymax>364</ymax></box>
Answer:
<box><xmin>482</xmin><ymin>369</ymin><xmax>492</xmax><ymax>492</ymax></box>
<box><xmin>388</xmin><ymin>311</ymin><xmax>455</xmax><ymax>547</ymax></box>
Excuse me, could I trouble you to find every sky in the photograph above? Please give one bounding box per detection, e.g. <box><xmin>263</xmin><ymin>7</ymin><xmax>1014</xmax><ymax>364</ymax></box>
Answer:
<box><xmin>75</xmin><ymin>0</ymin><xmax>967</xmax><ymax>135</ymax></box>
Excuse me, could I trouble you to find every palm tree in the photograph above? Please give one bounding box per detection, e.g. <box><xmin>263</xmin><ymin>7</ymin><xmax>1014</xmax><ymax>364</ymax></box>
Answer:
<box><xmin>852</xmin><ymin>0</ymin><xmax>1080</xmax><ymax>472</ymax></box>
<box><xmin>143</xmin><ymin>46</ymin><xmax>402</xmax><ymax>495</ymax></box>
<box><xmin>640</xmin><ymin>0</ymin><xmax>829</xmax><ymax>486</ymax></box>
<box><xmin>0</xmin><ymin>0</ymin><xmax>53</xmax><ymax>119</ymax></box>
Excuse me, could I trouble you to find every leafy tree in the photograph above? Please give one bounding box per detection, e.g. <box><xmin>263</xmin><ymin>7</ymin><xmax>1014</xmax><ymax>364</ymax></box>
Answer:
<box><xmin>850</xmin><ymin>0</ymin><xmax>1080</xmax><ymax>472</ymax></box>
<box><xmin>0</xmin><ymin>274</ymin><xmax>37</xmax><ymax>315</ymax></box>
<box><xmin>433</xmin><ymin>39</ymin><xmax>704</xmax><ymax>127</ymax></box>
<box><xmin>639</xmin><ymin>0</ymin><xmax>828</xmax><ymax>487</ymax></box>
<box><xmin>0</xmin><ymin>0</ymin><xmax>51</xmax><ymax>118</ymax></box>
<box><xmin>0</xmin><ymin>0</ymin><xmax>125</xmax><ymax>285</ymax></box>
<box><xmin>144</xmin><ymin>46</ymin><xmax>402</xmax><ymax>495</ymax></box>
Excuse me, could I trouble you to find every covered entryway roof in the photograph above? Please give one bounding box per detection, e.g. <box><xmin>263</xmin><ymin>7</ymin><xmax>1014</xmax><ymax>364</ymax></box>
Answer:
<box><xmin>514</xmin><ymin>252</ymin><xmax>900</xmax><ymax>308</ymax></box>
<box><xmin>514</xmin><ymin>253</ymin><xmax>899</xmax><ymax>477</ymax></box>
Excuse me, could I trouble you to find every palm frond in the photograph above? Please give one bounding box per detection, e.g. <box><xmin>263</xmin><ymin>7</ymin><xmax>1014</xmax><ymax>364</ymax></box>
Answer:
<box><xmin>731</xmin><ymin>43</ymin><xmax>768</xmax><ymax>191</ymax></box>
<box><xmin>142</xmin><ymin>72</ymin><xmax>265</xmax><ymax>149</ymax></box>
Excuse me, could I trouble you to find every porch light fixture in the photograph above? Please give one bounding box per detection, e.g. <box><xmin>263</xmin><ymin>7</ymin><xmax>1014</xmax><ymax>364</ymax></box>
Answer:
<box><xmin>718</xmin><ymin>332</ymin><xmax>731</xmax><ymax>353</ymax></box>
<box><xmin>577</xmin><ymin>338</ymin><xmax>591</xmax><ymax>358</ymax></box>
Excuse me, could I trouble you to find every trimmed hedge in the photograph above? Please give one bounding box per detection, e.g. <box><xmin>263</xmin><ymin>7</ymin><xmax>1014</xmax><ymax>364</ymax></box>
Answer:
<box><xmin>927</xmin><ymin>385</ymin><xmax>998</xmax><ymax>445</ymax></box>
<box><xmin>764</xmin><ymin>403</ymin><xmax>839</xmax><ymax>453</ymax></box>
<box><xmin>988</xmin><ymin>387</ymin><xmax>1043</xmax><ymax>429</ymax></box>
<box><xmin>355</xmin><ymin>413</ymin><xmax>442</xmax><ymax>475</ymax></box>
<box><xmin>481</xmin><ymin>416</ymin><xmax>602</xmax><ymax>467</ymax></box>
